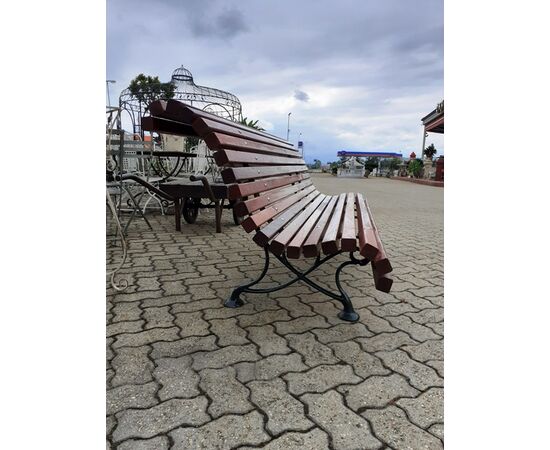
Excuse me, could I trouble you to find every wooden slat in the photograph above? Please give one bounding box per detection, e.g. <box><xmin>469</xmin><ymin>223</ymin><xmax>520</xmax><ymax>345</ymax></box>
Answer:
<box><xmin>269</xmin><ymin>195</ymin><xmax>327</xmax><ymax>256</ymax></box>
<box><xmin>363</xmin><ymin>197</ymin><xmax>393</xmax><ymax>275</ymax></box>
<box><xmin>302</xmin><ymin>195</ymin><xmax>339</xmax><ymax>257</ymax></box>
<box><xmin>253</xmin><ymin>191</ymin><xmax>321</xmax><ymax>246</ymax></box>
<box><xmin>141</xmin><ymin>115</ymin><xmax>198</xmax><ymax>137</ymax></box>
<box><xmin>355</xmin><ymin>193</ymin><xmax>380</xmax><ymax>259</ymax></box>
<box><xmin>234</xmin><ymin>180</ymin><xmax>313</xmax><ymax>217</ymax></box>
<box><xmin>241</xmin><ymin>185</ymin><xmax>317</xmax><ymax>232</ymax></box>
<box><xmin>321</xmin><ymin>193</ymin><xmax>347</xmax><ymax>255</ymax></box>
<box><xmin>193</xmin><ymin>117</ymin><xmax>296</xmax><ymax>151</ymax></box>
<box><xmin>222</xmin><ymin>165</ymin><xmax>308</xmax><ymax>184</ymax></box>
<box><xmin>340</xmin><ymin>193</ymin><xmax>357</xmax><ymax>252</ymax></box>
<box><xmin>213</xmin><ymin>149</ymin><xmax>305</xmax><ymax>167</ymax></box>
<box><xmin>228</xmin><ymin>173</ymin><xmax>309</xmax><ymax>200</ymax></box>
<box><xmin>204</xmin><ymin>132</ymin><xmax>302</xmax><ymax>158</ymax></box>
<box><xmin>373</xmin><ymin>268</ymin><xmax>393</xmax><ymax>293</ymax></box>
<box><xmin>286</xmin><ymin>196</ymin><xmax>333</xmax><ymax>259</ymax></box>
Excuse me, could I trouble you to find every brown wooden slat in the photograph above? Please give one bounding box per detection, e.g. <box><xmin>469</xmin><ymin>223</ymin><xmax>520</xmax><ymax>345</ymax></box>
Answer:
<box><xmin>355</xmin><ymin>193</ymin><xmax>380</xmax><ymax>259</ymax></box>
<box><xmin>340</xmin><ymin>193</ymin><xmax>357</xmax><ymax>252</ymax></box>
<box><xmin>373</xmin><ymin>268</ymin><xmax>393</xmax><ymax>293</ymax></box>
<box><xmin>302</xmin><ymin>195</ymin><xmax>339</xmax><ymax>257</ymax></box>
<box><xmin>193</xmin><ymin>117</ymin><xmax>296</xmax><ymax>151</ymax></box>
<box><xmin>286</xmin><ymin>196</ymin><xmax>333</xmax><ymax>259</ymax></box>
<box><xmin>269</xmin><ymin>195</ymin><xmax>327</xmax><ymax>256</ymax></box>
<box><xmin>363</xmin><ymin>197</ymin><xmax>393</xmax><ymax>275</ymax></box>
<box><xmin>253</xmin><ymin>191</ymin><xmax>321</xmax><ymax>246</ymax></box>
<box><xmin>227</xmin><ymin>173</ymin><xmax>309</xmax><ymax>200</ymax></box>
<box><xmin>321</xmin><ymin>193</ymin><xmax>347</xmax><ymax>255</ymax></box>
<box><xmin>241</xmin><ymin>185</ymin><xmax>317</xmax><ymax>232</ymax></box>
<box><xmin>204</xmin><ymin>132</ymin><xmax>302</xmax><ymax>158</ymax></box>
<box><xmin>213</xmin><ymin>149</ymin><xmax>305</xmax><ymax>167</ymax></box>
<box><xmin>141</xmin><ymin>116</ymin><xmax>198</xmax><ymax>137</ymax></box>
<box><xmin>234</xmin><ymin>180</ymin><xmax>313</xmax><ymax>217</ymax></box>
<box><xmin>222</xmin><ymin>165</ymin><xmax>308</xmax><ymax>184</ymax></box>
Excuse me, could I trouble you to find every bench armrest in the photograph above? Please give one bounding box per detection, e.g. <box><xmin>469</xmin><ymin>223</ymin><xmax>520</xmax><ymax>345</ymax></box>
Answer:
<box><xmin>190</xmin><ymin>174</ymin><xmax>216</xmax><ymax>202</ymax></box>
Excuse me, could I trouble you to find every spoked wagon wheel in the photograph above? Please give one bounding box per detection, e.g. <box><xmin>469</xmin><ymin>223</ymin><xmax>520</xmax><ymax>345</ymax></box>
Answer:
<box><xmin>182</xmin><ymin>197</ymin><xmax>200</xmax><ymax>223</ymax></box>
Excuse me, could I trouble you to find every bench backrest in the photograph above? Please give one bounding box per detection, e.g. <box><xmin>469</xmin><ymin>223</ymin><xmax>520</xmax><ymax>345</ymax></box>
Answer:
<box><xmin>144</xmin><ymin>100</ymin><xmax>315</xmax><ymax>233</ymax></box>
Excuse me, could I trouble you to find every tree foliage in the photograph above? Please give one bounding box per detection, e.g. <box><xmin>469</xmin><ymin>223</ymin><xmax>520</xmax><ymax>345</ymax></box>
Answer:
<box><xmin>240</xmin><ymin>117</ymin><xmax>265</xmax><ymax>131</ymax></box>
<box><xmin>128</xmin><ymin>73</ymin><xmax>175</xmax><ymax>105</ymax></box>
<box><xmin>408</xmin><ymin>159</ymin><xmax>424</xmax><ymax>178</ymax></box>
<box><xmin>423</xmin><ymin>143</ymin><xmax>437</xmax><ymax>160</ymax></box>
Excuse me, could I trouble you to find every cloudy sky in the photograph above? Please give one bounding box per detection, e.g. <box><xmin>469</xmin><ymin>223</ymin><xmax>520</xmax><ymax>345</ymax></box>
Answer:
<box><xmin>107</xmin><ymin>0</ymin><xmax>443</xmax><ymax>163</ymax></box>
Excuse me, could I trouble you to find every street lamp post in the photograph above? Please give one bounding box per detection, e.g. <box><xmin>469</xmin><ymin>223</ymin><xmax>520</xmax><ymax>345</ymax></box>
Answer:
<box><xmin>286</xmin><ymin>112</ymin><xmax>292</xmax><ymax>141</ymax></box>
<box><xmin>106</xmin><ymin>80</ymin><xmax>116</xmax><ymax>107</ymax></box>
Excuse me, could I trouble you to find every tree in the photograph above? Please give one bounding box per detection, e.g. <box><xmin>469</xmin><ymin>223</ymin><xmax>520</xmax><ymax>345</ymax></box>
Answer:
<box><xmin>423</xmin><ymin>143</ymin><xmax>437</xmax><ymax>160</ymax></box>
<box><xmin>408</xmin><ymin>159</ymin><xmax>424</xmax><ymax>178</ymax></box>
<box><xmin>128</xmin><ymin>73</ymin><xmax>175</xmax><ymax>106</ymax></box>
<box><xmin>364</xmin><ymin>157</ymin><xmax>380</xmax><ymax>172</ymax></box>
<box><xmin>240</xmin><ymin>117</ymin><xmax>265</xmax><ymax>131</ymax></box>
<box><xmin>311</xmin><ymin>159</ymin><xmax>321</xmax><ymax>170</ymax></box>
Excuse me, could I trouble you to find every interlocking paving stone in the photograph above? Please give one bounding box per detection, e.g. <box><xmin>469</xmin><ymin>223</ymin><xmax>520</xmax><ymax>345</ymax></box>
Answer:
<box><xmin>111</xmin><ymin>346</ymin><xmax>154</xmax><ymax>387</ymax></box>
<box><xmin>385</xmin><ymin>315</ymin><xmax>441</xmax><ymax>342</ymax></box>
<box><xmin>397</xmin><ymin>387</ymin><xmax>444</xmax><ymax>428</ymax></box>
<box><xmin>246</xmin><ymin>324</ymin><xmax>291</xmax><ymax>356</ymax></box>
<box><xmin>111</xmin><ymin>302</ymin><xmax>143</xmax><ymax>323</ymax></box>
<box><xmin>369</xmin><ymin>301</ymin><xmax>419</xmax><ymax>317</ymax></box>
<box><xmin>107</xmin><ymin>320</ymin><xmax>144</xmax><ymax>337</ymax></box>
<box><xmin>107</xmin><ymin>415</ymin><xmax>116</xmax><ymax>435</ymax></box>
<box><xmin>142</xmin><ymin>306</ymin><xmax>174</xmax><ymax>329</ymax></box>
<box><xmin>355</xmin><ymin>308</ymin><xmax>398</xmax><ymax>333</ymax></box>
<box><xmin>208</xmin><ymin>317</ymin><xmax>249</xmax><ymax>346</ymax></box>
<box><xmin>425</xmin><ymin>359</ymin><xmax>444</xmax><ymax>377</ymax></box>
<box><xmin>363</xmin><ymin>406</ymin><xmax>443</xmax><ymax>450</ymax></box>
<box><xmin>235</xmin><ymin>353</ymin><xmax>308</xmax><ymax>383</ymax></box>
<box><xmin>170</xmin><ymin>297</ymin><xmax>222</xmax><ymax>313</ymax></box>
<box><xmin>153</xmin><ymin>356</ymin><xmax>200</xmax><ymax>400</ymax></box>
<box><xmin>357</xmin><ymin>331</ymin><xmax>418</xmax><ymax>353</ymax></box>
<box><xmin>273</xmin><ymin>315</ymin><xmax>331</xmax><ymax>334</ymax></box>
<box><xmin>112</xmin><ymin>327</ymin><xmax>180</xmax><ymax>349</ymax></box>
<box><xmin>199</xmin><ymin>367</ymin><xmax>253</xmax><ymax>418</ymax></box>
<box><xmin>376</xmin><ymin>350</ymin><xmax>443</xmax><ymax>391</ymax></box>
<box><xmin>428</xmin><ymin>423</ymin><xmax>444</xmax><ymax>440</ymax></box>
<box><xmin>238</xmin><ymin>308</ymin><xmax>292</xmax><ymax>328</ymax></box>
<box><xmin>113</xmin><ymin>397</ymin><xmax>209</xmax><ymax>442</ymax></box>
<box><xmin>284</xmin><ymin>364</ymin><xmax>361</xmax><ymax>395</ymax></box>
<box><xmin>405</xmin><ymin>308</ymin><xmax>443</xmax><ymax>325</ymax></box>
<box><xmin>301</xmin><ymin>390</ymin><xmax>382</xmax><ymax>450</ymax></box>
<box><xmin>425</xmin><ymin>321</ymin><xmax>444</xmax><ymax>336</ymax></box>
<box><xmin>150</xmin><ymin>335</ymin><xmax>218</xmax><ymax>359</ymax></box>
<box><xmin>203</xmin><ymin>303</ymin><xmax>258</xmax><ymax>320</ymax></box>
<box><xmin>107</xmin><ymin>381</ymin><xmax>158</xmax><ymax>415</ymax></box>
<box><xmin>192</xmin><ymin>344</ymin><xmax>261</xmax><ymax>370</ymax></box>
<box><xmin>329</xmin><ymin>341</ymin><xmax>390</xmax><ymax>378</ymax></box>
<box><xmin>239</xmin><ymin>429</ymin><xmax>330</xmax><ymax>450</ymax></box>
<box><xmin>312</xmin><ymin>323</ymin><xmax>373</xmax><ymax>344</ymax></box>
<box><xmin>248</xmin><ymin>378</ymin><xmax>313</xmax><ymax>434</ymax></box>
<box><xmin>339</xmin><ymin>373</ymin><xmax>420</xmax><ymax>411</ymax></box>
<box><xmin>170</xmin><ymin>410</ymin><xmax>270</xmax><ymax>449</ymax></box>
<box><xmin>286</xmin><ymin>332</ymin><xmax>338</xmax><ymax>367</ymax></box>
<box><xmin>117</xmin><ymin>436</ymin><xmax>169</xmax><ymax>450</ymax></box>
<box><xmin>174</xmin><ymin>311</ymin><xmax>210</xmax><ymax>337</ymax></box>
<box><xmin>402</xmin><ymin>340</ymin><xmax>444</xmax><ymax>362</ymax></box>
<box><xmin>275</xmin><ymin>295</ymin><xmax>315</xmax><ymax>318</ymax></box>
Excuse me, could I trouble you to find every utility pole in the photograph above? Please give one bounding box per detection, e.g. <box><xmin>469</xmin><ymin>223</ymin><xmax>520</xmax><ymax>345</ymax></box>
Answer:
<box><xmin>106</xmin><ymin>80</ymin><xmax>116</xmax><ymax>107</ymax></box>
<box><xmin>286</xmin><ymin>112</ymin><xmax>292</xmax><ymax>141</ymax></box>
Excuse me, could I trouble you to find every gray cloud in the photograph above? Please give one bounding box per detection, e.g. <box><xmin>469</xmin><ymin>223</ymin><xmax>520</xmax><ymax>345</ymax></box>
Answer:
<box><xmin>294</xmin><ymin>89</ymin><xmax>310</xmax><ymax>102</ymax></box>
<box><xmin>190</xmin><ymin>7</ymin><xmax>248</xmax><ymax>39</ymax></box>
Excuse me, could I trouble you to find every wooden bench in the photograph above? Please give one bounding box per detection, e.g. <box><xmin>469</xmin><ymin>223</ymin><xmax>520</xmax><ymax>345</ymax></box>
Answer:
<box><xmin>143</xmin><ymin>100</ymin><xmax>393</xmax><ymax>322</ymax></box>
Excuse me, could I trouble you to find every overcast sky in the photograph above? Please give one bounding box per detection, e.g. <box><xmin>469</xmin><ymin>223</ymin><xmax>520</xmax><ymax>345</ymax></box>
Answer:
<box><xmin>107</xmin><ymin>0</ymin><xmax>443</xmax><ymax>163</ymax></box>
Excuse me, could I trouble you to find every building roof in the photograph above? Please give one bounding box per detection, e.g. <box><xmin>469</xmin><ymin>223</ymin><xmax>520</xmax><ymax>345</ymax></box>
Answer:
<box><xmin>421</xmin><ymin>100</ymin><xmax>444</xmax><ymax>134</ymax></box>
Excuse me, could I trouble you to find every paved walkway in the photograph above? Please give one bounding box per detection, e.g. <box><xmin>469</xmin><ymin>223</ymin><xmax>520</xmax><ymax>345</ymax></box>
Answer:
<box><xmin>107</xmin><ymin>174</ymin><xmax>443</xmax><ymax>450</ymax></box>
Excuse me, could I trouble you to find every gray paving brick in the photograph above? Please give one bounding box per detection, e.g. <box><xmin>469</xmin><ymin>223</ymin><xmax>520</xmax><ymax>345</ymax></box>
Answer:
<box><xmin>286</xmin><ymin>332</ymin><xmax>338</xmax><ymax>367</ymax></box>
<box><xmin>273</xmin><ymin>315</ymin><xmax>330</xmax><ymax>334</ymax></box>
<box><xmin>312</xmin><ymin>323</ymin><xmax>373</xmax><ymax>344</ymax></box>
<box><xmin>107</xmin><ymin>381</ymin><xmax>158</xmax><ymax>415</ymax></box>
<box><xmin>117</xmin><ymin>436</ymin><xmax>169</xmax><ymax>450</ymax></box>
<box><xmin>402</xmin><ymin>339</ymin><xmax>443</xmax><ymax>362</ymax></box>
<box><xmin>339</xmin><ymin>373</ymin><xmax>419</xmax><ymax>411</ymax></box>
<box><xmin>376</xmin><ymin>350</ymin><xmax>443</xmax><ymax>391</ymax></box>
<box><xmin>113</xmin><ymin>397</ymin><xmax>209</xmax><ymax>442</ymax></box>
<box><xmin>107</xmin><ymin>320</ymin><xmax>144</xmax><ymax>337</ymax></box>
<box><xmin>175</xmin><ymin>311</ymin><xmax>211</xmax><ymax>337</ymax></box>
<box><xmin>405</xmin><ymin>308</ymin><xmax>443</xmax><ymax>325</ymax></box>
<box><xmin>150</xmin><ymin>335</ymin><xmax>218</xmax><ymax>359</ymax></box>
<box><xmin>192</xmin><ymin>344</ymin><xmax>261</xmax><ymax>370</ymax></box>
<box><xmin>429</xmin><ymin>423</ymin><xmax>444</xmax><ymax>440</ymax></box>
<box><xmin>357</xmin><ymin>331</ymin><xmax>418</xmax><ymax>353</ymax></box>
<box><xmin>142</xmin><ymin>306</ymin><xmax>174</xmax><ymax>329</ymax></box>
<box><xmin>397</xmin><ymin>387</ymin><xmax>444</xmax><ymax>428</ymax></box>
<box><xmin>329</xmin><ymin>341</ymin><xmax>390</xmax><ymax>378</ymax></box>
<box><xmin>356</xmin><ymin>308</ymin><xmax>398</xmax><ymax>333</ymax></box>
<box><xmin>247</xmin><ymin>324</ymin><xmax>291</xmax><ymax>356</ymax></box>
<box><xmin>363</xmin><ymin>405</ymin><xmax>443</xmax><ymax>450</ymax></box>
<box><xmin>111</xmin><ymin>346</ymin><xmax>154</xmax><ymax>387</ymax></box>
<box><xmin>112</xmin><ymin>327</ymin><xmax>180</xmax><ymax>349</ymax></box>
<box><xmin>385</xmin><ymin>315</ymin><xmax>441</xmax><ymax>342</ymax></box>
<box><xmin>199</xmin><ymin>367</ymin><xmax>253</xmax><ymax>418</ymax></box>
<box><xmin>208</xmin><ymin>317</ymin><xmax>249</xmax><ymax>346</ymax></box>
<box><xmin>235</xmin><ymin>353</ymin><xmax>308</xmax><ymax>383</ymax></box>
<box><xmin>153</xmin><ymin>356</ymin><xmax>200</xmax><ymax>400</ymax></box>
<box><xmin>170</xmin><ymin>410</ymin><xmax>270</xmax><ymax>449</ymax></box>
<box><xmin>276</xmin><ymin>295</ymin><xmax>316</xmax><ymax>318</ymax></box>
<box><xmin>238</xmin><ymin>308</ymin><xmax>292</xmax><ymax>327</ymax></box>
<box><xmin>284</xmin><ymin>364</ymin><xmax>361</xmax><ymax>395</ymax></box>
<box><xmin>301</xmin><ymin>390</ymin><xmax>382</xmax><ymax>450</ymax></box>
<box><xmin>239</xmin><ymin>429</ymin><xmax>330</xmax><ymax>450</ymax></box>
<box><xmin>248</xmin><ymin>378</ymin><xmax>313</xmax><ymax>434</ymax></box>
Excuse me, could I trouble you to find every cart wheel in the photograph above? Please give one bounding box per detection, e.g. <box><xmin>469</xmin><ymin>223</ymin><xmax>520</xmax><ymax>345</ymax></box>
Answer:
<box><xmin>232</xmin><ymin>208</ymin><xmax>244</xmax><ymax>225</ymax></box>
<box><xmin>182</xmin><ymin>197</ymin><xmax>199</xmax><ymax>223</ymax></box>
